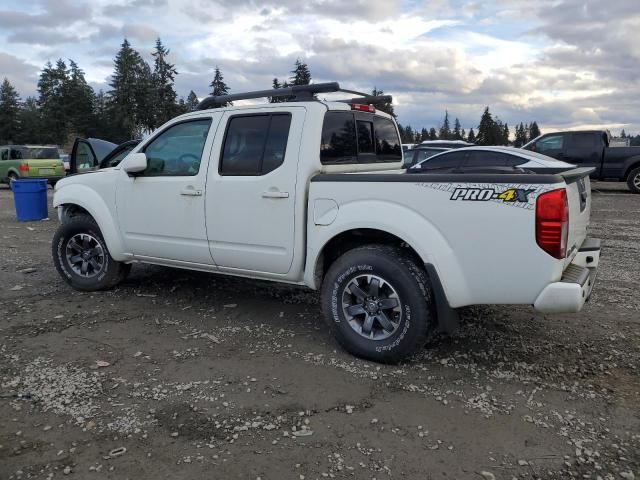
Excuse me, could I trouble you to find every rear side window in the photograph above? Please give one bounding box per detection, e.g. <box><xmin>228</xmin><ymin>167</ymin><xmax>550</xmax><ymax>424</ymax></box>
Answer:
<box><xmin>463</xmin><ymin>151</ymin><xmax>526</xmax><ymax>167</ymax></box>
<box><xmin>321</xmin><ymin>111</ymin><xmax>401</xmax><ymax>164</ymax></box>
<box><xmin>220</xmin><ymin>114</ymin><xmax>292</xmax><ymax>176</ymax></box>
<box><xmin>320</xmin><ymin>112</ymin><xmax>357</xmax><ymax>163</ymax></box>
<box><xmin>374</xmin><ymin>116</ymin><xmax>402</xmax><ymax>160</ymax></box>
<box><xmin>0</xmin><ymin>149</ymin><xmax>7</xmax><ymax>160</ymax></box>
<box><xmin>421</xmin><ymin>151</ymin><xmax>466</xmax><ymax>170</ymax></box>
<box><xmin>568</xmin><ymin>133</ymin><xmax>599</xmax><ymax>149</ymax></box>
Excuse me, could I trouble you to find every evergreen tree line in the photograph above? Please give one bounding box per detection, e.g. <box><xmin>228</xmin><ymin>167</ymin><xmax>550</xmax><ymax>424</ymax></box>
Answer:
<box><xmin>398</xmin><ymin>107</ymin><xmax>543</xmax><ymax>146</ymax></box>
<box><xmin>2</xmin><ymin>44</ymin><xmax>639</xmax><ymax>149</ymax></box>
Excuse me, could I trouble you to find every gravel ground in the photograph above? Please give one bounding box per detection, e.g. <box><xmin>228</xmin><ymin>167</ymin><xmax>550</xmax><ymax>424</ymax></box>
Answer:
<box><xmin>0</xmin><ymin>182</ymin><xmax>638</xmax><ymax>480</ymax></box>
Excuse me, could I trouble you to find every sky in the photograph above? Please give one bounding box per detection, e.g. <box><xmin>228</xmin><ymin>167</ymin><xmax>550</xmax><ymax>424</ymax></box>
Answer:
<box><xmin>1</xmin><ymin>0</ymin><xmax>639</xmax><ymax>135</ymax></box>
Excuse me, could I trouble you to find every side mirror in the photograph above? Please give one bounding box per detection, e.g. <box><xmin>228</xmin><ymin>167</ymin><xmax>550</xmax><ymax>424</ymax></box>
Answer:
<box><xmin>122</xmin><ymin>152</ymin><xmax>147</xmax><ymax>174</ymax></box>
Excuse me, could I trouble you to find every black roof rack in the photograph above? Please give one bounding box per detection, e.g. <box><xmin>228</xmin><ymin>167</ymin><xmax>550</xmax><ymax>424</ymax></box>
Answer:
<box><xmin>196</xmin><ymin>82</ymin><xmax>392</xmax><ymax>110</ymax></box>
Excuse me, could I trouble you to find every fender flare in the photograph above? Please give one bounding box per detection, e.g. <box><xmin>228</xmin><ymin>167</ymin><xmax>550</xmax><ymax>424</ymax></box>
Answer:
<box><xmin>304</xmin><ymin>199</ymin><xmax>471</xmax><ymax>308</ymax></box>
<box><xmin>53</xmin><ymin>184</ymin><xmax>128</xmax><ymax>261</ymax></box>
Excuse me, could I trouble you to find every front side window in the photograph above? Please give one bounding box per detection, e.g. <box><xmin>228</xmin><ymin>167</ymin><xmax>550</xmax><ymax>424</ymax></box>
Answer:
<box><xmin>220</xmin><ymin>113</ymin><xmax>292</xmax><ymax>176</ymax></box>
<box><xmin>536</xmin><ymin>135</ymin><xmax>564</xmax><ymax>152</ymax></box>
<box><xmin>142</xmin><ymin>119</ymin><xmax>212</xmax><ymax>176</ymax></box>
<box><xmin>76</xmin><ymin>142</ymin><xmax>98</xmax><ymax>170</ymax></box>
<box><xmin>104</xmin><ymin>145</ymin><xmax>136</xmax><ymax>168</ymax></box>
<box><xmin>419</xmin><ymin>151</ymin><xmax>466</xmax><ymax>170</ymax></box>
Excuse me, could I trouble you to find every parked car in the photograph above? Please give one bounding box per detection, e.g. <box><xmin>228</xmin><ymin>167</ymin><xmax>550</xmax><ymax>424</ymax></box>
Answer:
<box><xmin>410</xmin><ymin>146</ymin><xmax>576</xmax><ymax>172</ymax></box>
<box><xmin>51</xmin><ymin>82</ymin><xmax>601</xmax><ymax>363</ymax></box>
<box><xmin>0</xmin><ymin>145</ymin><xmax>66</xmax><ymax>185</ymax></box>
<box><xmin>403</xmin><ymin>146</ymin><xmax>450</xmax><ymax>168</ymax></box>
<box><xmin>523</xmin><ymin>130</ymin><xmax>640</xmax><ymax>193</ymax></box>
<box><xmin>69</xmin><ymin>138</ymin><xmax>139</xmax><ymax>174</ymax></box>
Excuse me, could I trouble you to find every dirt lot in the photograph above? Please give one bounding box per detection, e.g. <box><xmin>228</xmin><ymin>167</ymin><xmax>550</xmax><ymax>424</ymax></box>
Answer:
<box><xmin>0</xmin><ymin>182</ymin><xmax>638</xmax><ymax>480</ymax></box>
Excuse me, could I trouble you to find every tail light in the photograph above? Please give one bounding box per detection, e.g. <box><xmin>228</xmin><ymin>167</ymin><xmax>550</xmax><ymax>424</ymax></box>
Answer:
<box><xmin>19</xmin><ymin>164</ymin><xmax>29</xmax><ymax>172</ymax></box>
<box><xmin>536</xmin><ymin>188</ymin><xmax>568</xmax><ymax>259</ymax></box>
<box><xmin>351</xmin><ymin>104</ymin><xmax>375</xmax><ymax>113</ymax></box>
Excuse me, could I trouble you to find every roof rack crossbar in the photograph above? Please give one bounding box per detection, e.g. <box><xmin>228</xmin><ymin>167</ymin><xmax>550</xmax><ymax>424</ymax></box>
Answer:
<box><xmin>196</xmin><ymin>82</ymin><xmax>392</xmax><ymax>110</ymax></box>
<box><xmin>335</xmin><ymin>95</ymin><xmax>393</xmax><ymax>105</ymax></box>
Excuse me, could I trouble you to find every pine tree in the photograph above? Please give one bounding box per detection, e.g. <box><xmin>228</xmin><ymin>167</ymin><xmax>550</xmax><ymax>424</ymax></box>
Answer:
<box><xmin>371</xmin><ymin>87</ymin><xmax>395</xmax><ymax>118</ymax></box>
<box><xmin>438</xmin><ymin>111</ymin><xmax>451</xmax><ymax>140</ymax></box>
<box><xmin>38</xmin><ymin>59</ymin><xmax>69</xmax><ymax>144</ymax></box>
<box><xmin>453</xmin><ymin>117</ymin><xmax>462</xmax><ymax>140</ymax></box>
<box><xmin>461</xmin><ymin>128</ymin><xmax>466</xmax><ymax>141</ymax></box>
<box><xmin>186</xmin><ymin>90</ymin><xmax>199</xmax><ymax>111</ymax></box>
<box><xmin>65</xmin><ymin>60</ymin><xmax>96</xmax><ymax>142</ymax></box>
<box><xmin>108</xmin><ymin>39</ymin><xmax>154</xmax><ymax>141</ymax></box>
<box><xmin>290</xmin><ymin>59</ymin><xmax>311</xmax><ymax>85</ymax></box>
<box><xmin>429</xmin><ymin>127</ymin><xmax>438</xmax><ymax>140</ymax></box>
<box><xmin>209</xmin><ymin>66</ymin><xmax>231</xmax><ymax>106</ymax></box>
<box><xmin>151</xmin><ymin>38</ymin><xmax>178</xmax><ymax>127</ymax></box>
<box><xmin>0</xmin><ymin>78</ymin><xmax>21</xmax><ymax>144</ymax></box>
<box><xmin>16</xmin><ymin>97</ymin><xmax>41</xmax><ymax>144</ymax></box>
<box><xmin>529</xmin><ymin>121</ymin><xmax>541</xmax><ymax>140</ymax></box>
<box><xmin>620</xmin><ymin>129</ymin><xmax>627</xmax><ymax>138</ymax></box>
<box><xmin>502</xmin><ymin>123</ymin><xmax>510</xmax><ymax>145</ymax></box>
<box><xmin>476</xmin><ymin>107</ymin><xmax>497</xmax><ymax>145</ymax></box>
<box><xmin>467</xmin><ymin>128</ymin><xmax>476</xmax><ymax>144</ymax></box>
<box><xmin>420</xmin><ymin>128</ymin><xmax>428</xmax><ymax>142</ymax></box>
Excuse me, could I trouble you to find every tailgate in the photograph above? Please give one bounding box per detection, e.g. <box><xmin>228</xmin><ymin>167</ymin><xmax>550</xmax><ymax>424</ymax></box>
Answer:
<box><xmin>560</xmin><ymin>168</ymin><xmax>593</xmax><ymax>266</ymax></box>
<box><xmin>26</xmin><ymin>159</ymin><xmax>63</xmax><ymax>176</ymax></box>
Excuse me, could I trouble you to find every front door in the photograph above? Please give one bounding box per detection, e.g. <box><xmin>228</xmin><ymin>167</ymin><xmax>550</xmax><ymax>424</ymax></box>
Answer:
<box><xmin>205</xmin><ymin>107</ymin><xmax>304</xmax><ymax>275</ymax></box>
<box><xmin>117</xmin><ymin>115</ymin><xmax>220</xmax><ymax>265</ymax></box>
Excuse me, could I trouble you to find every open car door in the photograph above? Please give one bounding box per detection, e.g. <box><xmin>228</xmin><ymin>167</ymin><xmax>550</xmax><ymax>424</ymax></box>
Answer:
<box><xmin>69</xmin><ymin>138</ymin><xmax>139</xmax><ymax>174</ymax></box>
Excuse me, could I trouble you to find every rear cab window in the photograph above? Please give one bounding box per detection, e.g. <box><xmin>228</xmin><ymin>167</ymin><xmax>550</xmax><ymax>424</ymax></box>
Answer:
<box><xmin>321</xmin><ymin>111</ymin><xmax>401</xmax><ymax>165</ymax></box>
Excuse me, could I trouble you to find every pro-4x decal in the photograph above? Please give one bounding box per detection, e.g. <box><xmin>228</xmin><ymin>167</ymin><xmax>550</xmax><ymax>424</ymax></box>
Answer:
<box><xmin>415</xmin><ymin>182</ymin><xmax>552</xmax><ymax>210</ymax></box>
<box><xmin>450</xmin><ymin>187</ymin><xmax>535</xmax><ymax>203</ymax></box>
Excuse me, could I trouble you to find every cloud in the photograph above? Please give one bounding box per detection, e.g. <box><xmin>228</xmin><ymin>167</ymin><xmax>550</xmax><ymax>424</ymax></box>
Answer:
<box><xmin>0</xmin><ymin>52</ymin><xmax>40</xmax><ymax>97</ymax></box>
<box><xmin>0</xmin><ymin>0</ymin><xmax>639</xmax><ymax>135</ymax></box>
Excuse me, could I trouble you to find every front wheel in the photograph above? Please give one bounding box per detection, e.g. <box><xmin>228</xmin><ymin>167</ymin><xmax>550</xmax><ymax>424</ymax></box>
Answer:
<box><xmin>626</xmin><ymin>167</ymin><xmax>640</xmax><ymax>194</ymax></box>
<box><xmin>52</xmin><ymin>214</ymin><xmax>130</xmax><ymax>291</ymax></box>
<box><xmin>321</xmin><ymin>245</ymin><xmax>435</xmax><ymax>363</ymax></box>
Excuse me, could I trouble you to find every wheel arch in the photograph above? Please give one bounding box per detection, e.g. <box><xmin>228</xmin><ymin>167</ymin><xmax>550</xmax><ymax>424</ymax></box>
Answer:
<box><xmin>304</xmin><ymin>202</ymin><xmax>471</xmax><ymax>309</ymax></box>
<box><xmin>53</xmin><ymin>185</ymin><xmax>127</xmax><ymax>261</ymax></box>
<box><xmin>623</xmin><ymin>157</ymin><xmax>640</xmax><ymax>180</ymax></box>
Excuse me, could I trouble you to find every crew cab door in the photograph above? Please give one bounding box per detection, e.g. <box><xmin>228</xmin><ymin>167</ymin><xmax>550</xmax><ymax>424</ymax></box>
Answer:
<box><xmin>116</xmin><ymin>115</ymin><xmax>221</xmax><ymax>264</ymax></box>
<box><xmin>205</xmin><ymin>107</ymin><xmax>304</xmax><ymax>275</ymax></box>
<box><xmin>564</xmin><ymin>132</ymin><xmax>603</xmax><ymax>177</ymax></box>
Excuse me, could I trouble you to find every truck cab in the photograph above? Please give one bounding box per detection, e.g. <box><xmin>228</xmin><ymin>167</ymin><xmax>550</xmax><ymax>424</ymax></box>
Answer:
<box><xmin>524</xmin><ymin>130</ymin><xmax>640</xmax><ymax>192</ymax></box>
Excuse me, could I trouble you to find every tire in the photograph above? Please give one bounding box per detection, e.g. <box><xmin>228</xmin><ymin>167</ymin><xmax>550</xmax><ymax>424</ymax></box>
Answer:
<box><xmin>8</xmin><ymin>172</ymin><xmax>18</xmax><ymax>183</ymax></box>
<box><xmin>321</xmin><ymin>245</ymin><xmax>435</xmax><ymax>364</ymax></box>
<box><xmin>626</xmin><ymin>167</ymin><xmax>640</xmax><ymax>194</ymax></box>
<box><xmin>52</xmin><ymin>214</ymin><xmax>131</xmax><ymax>291</ymax></box>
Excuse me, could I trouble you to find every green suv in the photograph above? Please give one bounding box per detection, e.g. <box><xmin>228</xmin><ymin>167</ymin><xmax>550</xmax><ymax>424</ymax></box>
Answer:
<box><xmin>0</xmin><ymin>145</ymin><xmax>66</xmax><ymax>185</ymax></box>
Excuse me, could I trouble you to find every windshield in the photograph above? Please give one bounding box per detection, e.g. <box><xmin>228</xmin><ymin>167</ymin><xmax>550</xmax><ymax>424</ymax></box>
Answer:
<box><xmin>11</xmin><ymin>147</ymin><xmax>59</xmax><ymax>160</ymax></box>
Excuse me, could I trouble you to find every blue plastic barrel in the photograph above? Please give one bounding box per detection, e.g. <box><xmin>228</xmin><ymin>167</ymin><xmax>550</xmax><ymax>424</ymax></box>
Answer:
<box><xmin>10</xmin><ymin>179</ymin><xmax>49</xmax><ymax>221</ymax></box>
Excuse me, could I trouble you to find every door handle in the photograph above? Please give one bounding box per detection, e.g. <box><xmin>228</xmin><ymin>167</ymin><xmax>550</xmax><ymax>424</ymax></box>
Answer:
<box><xmin>262</xmin><ymin>190</ymin><xmax>289</xmax><ymax>199</ymax></box>
<box><xmin>180</xmin><ymin>187</ymin><xmax>203</xmax><ymax>196</ymax></box>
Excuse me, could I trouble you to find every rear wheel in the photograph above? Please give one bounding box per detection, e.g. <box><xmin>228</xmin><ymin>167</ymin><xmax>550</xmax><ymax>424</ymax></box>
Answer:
<box><xmin>626</xmin><ymin>167</ymin><xmax>640</xmax><ymax>194</ymax></box>
<box><xmin>52</xmin><ymin>214</ymin><xmax>130</xmax><ymax>291</ymax></box>
<box><xmin>8</xmin><ymin>172</ymin><xmax>18</xmax><ymax>183</ymax></box>
<box><xmin>321</xmin><ymin>245</ymin><xmax>435</xmax><ymax>363</ymax></box>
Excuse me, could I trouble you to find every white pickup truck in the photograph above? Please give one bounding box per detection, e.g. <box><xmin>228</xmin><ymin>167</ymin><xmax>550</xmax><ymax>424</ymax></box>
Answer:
<box><xmin>52</xmin><ymin>82</ymin><xmax>601</xmax><ymax>363</ymax></box>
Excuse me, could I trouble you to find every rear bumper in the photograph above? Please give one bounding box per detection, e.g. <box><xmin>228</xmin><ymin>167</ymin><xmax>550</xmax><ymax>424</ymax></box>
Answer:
<box><xmin>533</xmin><ymin>238</ymin><xmax>601</xmax><ymax>314</ymax></box>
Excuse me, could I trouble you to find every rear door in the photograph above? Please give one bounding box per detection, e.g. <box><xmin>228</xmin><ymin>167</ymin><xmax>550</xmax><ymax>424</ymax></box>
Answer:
<box><xmin>205</xmin><ymin>107</ymin><xmax>304</xmax><ymax>275</ymax></box>
<box><xmin>564</xmin><ymin>132</ymin><xmax>602</xmax><ymax>176</ymax></box>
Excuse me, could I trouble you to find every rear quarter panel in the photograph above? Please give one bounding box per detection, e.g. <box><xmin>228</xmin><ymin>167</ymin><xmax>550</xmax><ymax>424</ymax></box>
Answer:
<box><xmin>307</xmin><ymin>178</ymin><xmax>567</xmax><ymax>308</ymax></box>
